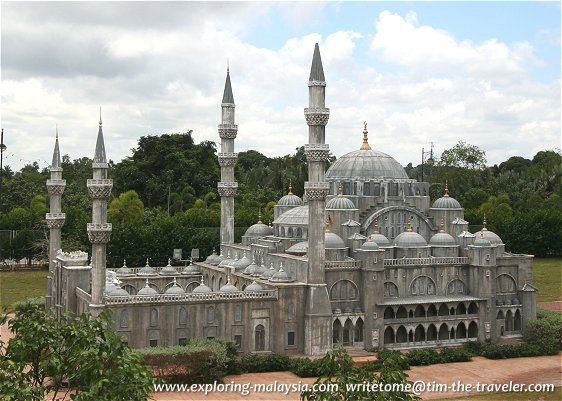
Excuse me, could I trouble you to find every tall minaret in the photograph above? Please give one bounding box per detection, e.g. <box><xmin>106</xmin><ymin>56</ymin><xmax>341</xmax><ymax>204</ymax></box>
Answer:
<box><xmin>217</xmin><ymin>67</ymin><xmax>238</xmax><ymax>245</ymax></box>
<box><xmin>303</xmin><ymin>43</ymin><xmax>332</xmax><ymax>355</ymax></box>
<box><xmin>45</xmin><ymin>128</ymin><xmax>66</xmax><ymax>310</ymax></box>
<box><xmin>87</xmin><ymin>111</ymin><xmax>113</xmax><ymax>317</ymax></box>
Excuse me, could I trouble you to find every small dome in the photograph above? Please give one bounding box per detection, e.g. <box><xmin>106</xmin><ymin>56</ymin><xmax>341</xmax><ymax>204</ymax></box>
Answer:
<box><xmin>116</xmin><ymin>260</ymin><xmax>134</xmax><ymax>277</ymax></box>
<box><xmin>138</xmin><ymin>259</ymin><xmax>157</xmax><ymax>276</ymax></box>
<box><xmin>394</xmin><ymin>225</ymin><xmax>427</xmax><ymax>247</ymax></box>
<box><xmin>244</xmin><ymin>281</ymin><xmax>264</xmax><ymax>292</ymax></box>
<box><xmin>326</xmin><ymin>186</ymin><xmax>356</xmax><ymax>209</ymax></box>
<box><xmin>233</xmin><ymin>252</ymin><xmax>252</xmax><ymax>271</ymax></box>
<box><xmin>192</xmin><ymin>280</ymin><xmax>212</xmax><ymax>293</ymax></box>
<box><xmin>104</xmin><ymin>280</ymin><xmax>118</xmax><ymax>295</ymax></box>
<box><xmin>429</xmin><ymin>224</ymin><xmax>456</xmax><ymax>246</ymax></box>
<box><xmin>165</xmin><ymin>278</ymin><xmax>185</xmax><ymax>295</ymax></box>
<box><xmin>360</xmin><ymin>240</ymin><xmax>379</xmax><ymax>251</ymax></box>
<box><xmin>205</xmin><ymin>251</ymin><xmax>220</xmax><ymax>264</ymax></box>
<box><xmin>278</xmin><ymin>182</ymin><xmax>303</xmax><ymax>206</ymax></box>
<box><xmin>325</xmin><ymin>232</ymin><xmax>346</xmax><ymax>249</ymax></box>
<box><xmin>244</xmin><ymin>222</ymin><xmax>273</xmax><ymax>238</ymax></box>
<box><xmin>244</xmin><ymin>257</ymin><xmax>258</xmax><ymax>275</ymax></box>
<box><xmin>138</xmin><ymin>280</ymin><xmax>158</xmax><ymax>296</ymax></box>
<box><xmin>210</xmin><ymin>252</ymin><xmax>225</xmax><ymax>266</ymax></box>
<box><xmin>218</xmin><ymin>251</ymin><xmax>235</xmax><ymax>268</ymax></box>
<box><xmin>181</xmin><ymin>263</ymin><xmax>200</xmax><ymax>275</ymax></box>
<box><xmin>473</xmin><ymin>231</ymin><xmax>492</xmax><ymax>247</ymax></box>
<box><xmin>252</xmin><ymin>262</ymin><xmax>267</xmax><ymax>277</ymax></box>
<box><xmin>110</xmin><ymin>287</ymin><xmax>129</xmax><ymax>297</ymax></box>
<box><xmin>219</xmin><ymin>279</ymin><xmax>239</xmax><ymax>293</ymax></box>
<box><xmin>160</xmin><ymin>259</ymin><xmax>178</xmax><ymax>275</ymax></box>
<box><xmin>274</xmin><ymin>205</ymin><xmax>308</xmax><ymax>226</ymax></box>
<box><xmin>286</xmin><ymin>241</ymin><xmax>308</xmax><ymax>256</ymax></box>
<box><xmin>368</xmin><ymin>232</ymin><xmax>390</xmax><ymax>247</ymax></box>
<box><xmin>432</xmin><ymin>182</ymin><xmax>461</xmax><ymax>209</ymax></box>
<box><xmin>481</xmin><ymin>218</ymin><xmax>503</xmax><ymax>244</ymax></box>
<box><xmin>270</xmin><ymin>267</ymin><xmax>293</xmax><ymax>283</ymax></box>
<box><xmin>260</xmin><ymin>264</ymin><xmax>276</xmax><ymax>280</ymax></box>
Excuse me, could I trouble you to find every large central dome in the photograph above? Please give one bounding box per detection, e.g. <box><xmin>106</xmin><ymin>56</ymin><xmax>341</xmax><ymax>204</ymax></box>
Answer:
<box><xmin>326</xmin><ymin>149</ymin><xmax>408</xmax><ymax>180</ymax></box>
<box><xmin>326</xmin><ymin>124</ymin><xmax>408</xmax><ymax>180</ymax></box>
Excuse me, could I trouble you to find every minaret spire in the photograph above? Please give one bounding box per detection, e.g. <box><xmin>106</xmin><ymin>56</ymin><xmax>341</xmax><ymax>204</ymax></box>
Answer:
<box><xmin>51</xmin><ymin>125</ymin><xmax>62</xmax><ymax>168</ymax></box>
<box><xmin>217</xmin><ymin>66</ymin><xmax>238</xmax><ymax>245</ymax></box>
<box><xmin>360</xmin><ymin>121</ymin><xmax>371</xmax><ymax>150</ymax></box>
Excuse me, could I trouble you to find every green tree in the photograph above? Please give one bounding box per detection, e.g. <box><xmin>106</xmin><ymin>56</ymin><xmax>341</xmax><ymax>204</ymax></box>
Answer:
<box><xmin>439</xmin><ymin>141</ymin><xmax>487</xmax><ymax>169</ymax></box>
<box><xmin>301</xmin><ymin>347</ymin><xmax>418</xmax><ymax>401</ymax></box>
<box><xmin>108</xmin><ymin>190</ymin><xmax>145</xmax><ymax>227</ymax></box>
<box><xmin>0</xmin><ymin>304</ymin><xmax>153</xmax><ymax>401</ymax></box>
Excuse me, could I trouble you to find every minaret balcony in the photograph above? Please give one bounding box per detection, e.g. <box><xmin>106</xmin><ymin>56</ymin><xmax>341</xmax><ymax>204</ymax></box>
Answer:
<box><xmin>87</xmin><ymin>179</ymin><xmax>113</xmax><ymax>199</ymax></box>
<box><xmin>87</xmin><ymin>223</ymin><xmax>112</xmax><ymax>244</ymax></box>
<box><xmin>304</xmin><ymin>182</ymin><xmax>330</xmax><ymax>201</ymax></box>
<box><xmin>217</xmin><ymin>182</ymin><xmax>238</xmax><ymax>197</ymax></box>
<box><xmin>218</xmin><ymin>152</ymin><xmax>238</xmax><ymax>167</ymax></box>
<box><xmin>218</xmin><ymin>124</ymin><xmax>238</xmax><ymax>139</ymax></box>
<box><xmin>304</xmin><ymin>144</ymin><xmax>330</xmax><ymax>162</ymax></box>
<box><xmin>45</xmin><ymin>213</ymin><xmax>66</xmax><ymax>229</ymax></box>
<box><xmin>304</xmin><ymin>108</ymin><xmax>330</xmax><ymax>126</ymax></box>
<box><xmin>46</xmin><ymin>179</ymin><xmax>66</xmax><ymax>196</ymax></box>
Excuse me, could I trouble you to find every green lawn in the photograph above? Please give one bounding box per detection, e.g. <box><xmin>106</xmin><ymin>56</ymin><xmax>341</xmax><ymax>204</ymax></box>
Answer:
<box><xmin>437</xmin><ymin>386</ymin><xmax>561</xmax><ymax>401</ymax></box>
<box><xmin>0</xmin><ymin>269</ymin><xmax>48</xmax><ymax>311</ymax></box>
<box><xmin>533</xmin><ymin>258</ymin><xmax>562</xmax><ymax>302</ymax></box>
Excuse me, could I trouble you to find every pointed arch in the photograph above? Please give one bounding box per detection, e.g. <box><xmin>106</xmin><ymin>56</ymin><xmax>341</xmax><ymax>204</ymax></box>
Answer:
<box><xmin>354</xmin><ymin>318</ymin><xmax>364</xmax><ymax>343</ymax></box>
<box><xmin>330</xmin><ymin>280</ymin><xmax>359</xmax><ymax>301</ymax></box>
<box><xmin>457</xmin><ymin>322</ymin><xmax>467</xmax><ymax>339</ymax></box>
<box><xmin>456</xmin><ymin>303</ymin><xmax>467</xmax><ymax>315</ymax></box>
<box><xmin>255</xmin><ymin>324</ymin><xmax>265</xmax><ymax>351</ymax></box>
<box><xmin>414</xmin><ymin>305</ymin><xmax>425</xmax><ymax>318</ymax></box>
<box><xmin>514</xmin><ymin>309</ymin><xmax>522</xmax><ymax>331</ymax></box>
<box><xmin>414</xmin><ymin>325</ymin><xmax>425</xmax><ymax>342</ymax></box>
<box><xmin>505</xmin><ymin>310</ymin><xmax>514</xmax><ymax>331</ymax></box>
<box><xmin>396</xmin><ymin>306</ymin><xmax>407</xmax><ymax>319</ymax></box>
<box><xmin>384</xmin><ymin>306</ymin><xmax>395</xmax><ymax>319</ymax></box>
<box><xmin>468</xmin><ymin>302</ymin><xmax>478</xmax><ymax>314</ymax></box>
<box><xmin>496</xmin><ymin>274</ymin><xmax>517</xmax><ymax>293</ymax></box>
<box><xmin>427</xmin><ymin>324</ymin><xmax>437</xmax><ymax>341</ymax></box>
<box><xmin>447</xmin><ymin>279</ymin><xmax>467</xmax><ymax>295</ymax></box>
<box><xmin>384</xmin><ymin>326</ymin><xmax>395</xmax><ymax>344</ymax></box>
<box><xmin>343</xmin><ymin>318</ymin><xmax>353</xmax><ymax>345</ymax></box>
<box><xmin>438</xmin><ymin>324</ymin><xmax>449</xmax><ymax>340</ymax></box>
<box><xmin>333</xmin><ymin>320</ymin><xmax>342</xmax><ymax>344</ymax></box>
<box><xmin>450</xmin><ymin>327</ymin><xmax>456</xmax><ymax>340</ymax></box>
<box><xmin>427</xmin><ymin>304</ymin><xmax>437</xmax><ymax>317</ymax></box>
<box><xmin>496</xmin><ymin>310</ymin><xmax>505</xmax><ymax>319</ymax></box>
<box><xmin>438</xmin><ymin>304</ymin><xmax>449</xmax><ymax>316</ymax></box>
<box><xmin>410</xmin><ymin>275</ymin><xmax>437</xmax><ymax>296</ymax></box>
<box><xmin>468</xmin><ymin>321</ymin><xmax>478</xmax><ymax>338</ymax></box>
<box><xmin>122</xmin><ymin>284</ymin><xmax>137</xmax><ymax>295</ymax></box>
<box><xmin>186</xmin><ymin>281</ymin><xmax>199</xmax><ymax>293</ymax></box>
<box><xmin>396</xmin><ymin>326</ymin><xmax>407</xmax><ymax>343</ymax></box>
<box><xmin>384</xmin><ymin>282</ymin><xmax>399</xmax><ymax>298</ymax></box>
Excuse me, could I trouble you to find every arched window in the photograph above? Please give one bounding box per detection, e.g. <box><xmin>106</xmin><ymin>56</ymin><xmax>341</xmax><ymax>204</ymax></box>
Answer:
<box><xmin>447</xmin><ymin>279</ymin><xmax>467</xmax><ymax>295</ymax></box>
<box><xmin>410</xmin><ymin>276</ymin><xmax>436</xmax><ymax>296</ymax></box>
<box><xmin>396</xmin><ymin>326</ymin><xmax>407</xmax><ymax>343</ymax></box>
<box><xmin>218</xmin><ymin>277</ymin><xmax>223</xmax><ymax>290</ymax></box>
<box><xmin>343</xmin><ymin>319</ymin><xmax>353</xmax><ymax>345</ymax></box>
<box><xmin>330</xmin><ymin>280</ymin><xmax>359</xmax><ymax>301</ymax></box>
<box><xmin>414</xmin><ymin>325</ymin><xmax>425</xmax><ymax>342</ymax></box>
<box><xmin>179</xmin><ymin>307</ymin><xmax>188</xmax><ymax>326</ymax></box>
<box><xmin>235</xmin><ymin>304</ymin><xmax>242</xmax><ymax>322</ymax></box>
<box><xmin>456</xmin><ymin>303</ymin><xmax>467</xmax><ymax>315</ymax></box>
<box><xmin>438</xmin><ymin>324</ymin><xmax>449</xmax><ymax>340</ymax></box>
<box><xmin>186</xmin><ymin>282</ymin><xmax>199</xmax><ymax>293</ymax></box>
<box><xmin>288</xmin><ymin>303</ymin><xmax>295</xmax><ymax>320</ymax></box>
<box><xmin>354</xmin><ymin>318</ymin><xmax>364</xmax><ymax>343</ymax></box>
<box><xmin>414</xmin><ymin>305</ymin><xmax>425</xmax><ymax>318</ymax></box>
<box><xmin>496</xmin><ymin>310</ymin><xmax>504</xmax><ymax>319</ymax></box>
<box><xmin>468</xmin><ymin>302</ymin><xmax>478</xmax><ymax>314</ymax></box>
<box><xmin>122</xmin><ymin>284</ymin><xmax>137</xmax><ymax>295</ymax></box>
<box><xmin>438</xmin><ymin>304</ymin><xmax>449</xmax><ymax>316</ymax></box>
<box><xmin>384</xmin><ymin>326</ymin><xmax>395</xmax><ymax>344</ymax></box>
<box><xmin>396</xmin><ymin>306</ymin><xmax>407</xmax><ymax>319</ymax></box>
<box><xmin>427</xmin><ymin>304</ymin><xmax>437</xmax><ymax>317</ymax></box>
<box><xmin>384</xmin><ymin>282</ymin><xmax>399</xmax><ymax>298</ymax></box>
<box><xmin>150</xmin><ymin>308</ymin><xmax>158</xmax><ymax>327</ymax></box>
<box><xmin>514</xmin><ymin>309</ymin><xmax>522</xmax><ymax>331</ymax></box>
<box><xmin>496</xmin><ymin>274</ymin><xmax>517</xmax><ymax>293</ymax></box>
<box><xmin>207</xmin><ymin>306</ymin><xmax>215</xmax><ymax>323</ymax></box>
<box><xmin>468</xmin><ymin>321</ymin><xmax>478</xmax><ymax>338</ymax></box>
<box><xmin>120</xmin><ymin>309</ymin><xmax>128</xmax><ymax>328</ymax></box>
<box><xmin>505</xmin><ymin>310</ymin><xmax>514</xmax><ymax>331</ymax></box>
<box><xmin>427</xmin><ymin>324</ymin><xmax>437</xmax><ymax>341</ymax></box>
<box><xmin>457</xmin><ymin>322</ymin><xmax>467</xmax><ymax>339</ymax></box>
<box><xmin>255</xmin><ymin>325</ymin><xmax>265</xmax><ymax>351</ymax></box>
<box><xmin>384</xmin><ymin>307</ymin><xmax>395</xmax><ymax>319</ymax></box>
<box><xmin>333</xmin><ymin>320</ymin><xmax>342</xmax><ymax>344</ymax></box>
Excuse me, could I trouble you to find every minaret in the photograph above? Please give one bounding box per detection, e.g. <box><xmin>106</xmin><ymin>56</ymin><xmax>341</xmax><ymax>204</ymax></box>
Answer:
<box><xmin>217</xmin><ymin>67</ymin><xmax>238</xmax><ymax>245</ymax></box>
<box><xmin>87</xmin><ymin>110</ymin><xmax>113</xmax><ymax>317</ymax></box>
<box><xmin>45</xmin><ymin>127</ymin><xmax>66</xmax><ymax>310</ymax></box>
<box><xmin>303</xmin><ymin>43</ymin><xmax>332</xmax><ymax>355</ymax></box>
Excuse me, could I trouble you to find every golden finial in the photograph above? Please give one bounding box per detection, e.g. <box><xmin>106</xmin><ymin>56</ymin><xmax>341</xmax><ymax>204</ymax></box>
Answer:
<box><xmin>440</xmin><ymin>218</ymin><xmax>445</xmax><ymax>233</ymax></box>
<box><xmin>338</xmin><ymin>182</ymin><xmax>343</xmax><ymax>197</ymax></box>
<box><xmin>288</xmin><ymin>179</ymin><xmax>293</xmax><ymax>195</ymax></box>
<box><xmin>407</xmin><ymin>216</ymin><xmax>414</xmax><ymax>232</ymax></box>
<box><xmin>360</xmin><ymin>121</ymin><xmax>371</xmax><ymax>150</ymax></box>
<box><xmin>444</xmin><ymin>180</ymin><xmax>450</xmax><ymax>197</ymax></box>
<box><xmin>258</xmin><ymin>208</ymin><xmax>262</xmax><ymax>224</ymax></box>
<box><xmin>482</xmin><ymin>215</ymin><xmax>488</xmax><ymax>231</ymax></box>
<box><xmin>99</xmin><ymin>106</ymin><xmax>102</xmax><ymax>127</ymax></box>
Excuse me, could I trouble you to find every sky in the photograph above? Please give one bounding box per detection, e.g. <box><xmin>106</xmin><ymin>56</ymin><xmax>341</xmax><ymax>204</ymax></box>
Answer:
<box><xmin>1</xmin><ymin>1</ymin><xmax>560</xmax><ymax>173</ymax></box>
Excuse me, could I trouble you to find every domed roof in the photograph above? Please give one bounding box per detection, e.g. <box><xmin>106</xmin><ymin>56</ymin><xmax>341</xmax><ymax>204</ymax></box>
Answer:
<box><xmin>165</xmin><ymin>278</ymin><xmax>185</xmax><ymax>295</ymax></box>
<box><xmin>432</xmin><ymin>182</ymin><xmax>461</xmax><ymax>209</ymax></box>
<box><xmin>429</xmin><ymin>222</ymin><xmax>457</xmax><ymax>246</ymax></box>
<box><xmin>326</xmin><ymin>125</ymin><xmax>407</xmax><ymax>180</ymax></box>
<box><xmin>138</xmin><ymin>259</ymin><xmax>157</xmax><ymax>276</ymax></box>
<box><xmin>244</xmin><ymin>258</ymin><xmax>258</xmax><ymax>275</ymax></box>
<box><xmin>369</xmin><ymin>233</ymin><xmax>391</xmax><ymax>246</ymax></box>
<box><xmin>218</xmin><ymin>250</ymin><xmax>235</xmax><ymax>268</ymax></box>
<box><xmin>244</xmin><ymin>212</ymin><xmax>273</xmax><ymax>237</ymax></box>
<box><xmin>270</xmin><ymin>267</ymin><xmax>293</xmax><ymax>283</ymax></box>
<box><xmin>481</xmin><ymin>217</ymin><xmax>503</xmax><ymax>244</ymax></box>
<box><xmin>160</xmin><ymin>259</ymin><xmax>178</xmax><ymax>275</ymax></box>
<box><xmin>360</xmin><ymin>240</ymin><xmax>379</xmax><ymax>251</ymax></box>
<box><xmin>192</xmin><ymin>279</ymin><xmax>212</xmax><ymax>293</ymax></box>
<box><xmin>325</xmin><ymin>232</ymin><xmax>346</xmax><ymax>249</ymax></box>
<box><xmin>286</xmin><ymin>241</ymin><xmax>308</xmax><ymax>255</ymax></box>
<box><xmin>181</xmin><ymin>262</ymin><xmax>200</xmax><ymax>275</ymax></box>
<box><xmin>232</xmin><ymin>252</ymin><xmax>252</xmax><ymax>271</ymax></box>
<box><xmin>219</xmin><ymin>278</ymin><xmax>239</xmax><ymax>293</ymax></box>
<box><xmin>326</xmin><ymin>185</ymin><xmax>356</xmax><ymax>209</ymax></box>
<box><xmin>116</xmin><ymin>260</ymin><xmax>134</xmax><ymax>277</ymax></box>
<box><xmin>205</xmin><ymin>251</ymin><xmax>220</xmax><ymax>264</ymax></box>
<box><xmin>109</xmin><ymin>286</ymin><xmax>129</xmax><ymax>297</ymax></box>
<box><xmin>252</xmin><ymin>262</ymin><xmax>267</xmax><ymax>277</ymax></box>
<box><xmin>138</xmin><ymin>279</ymin><xmax>158</xmax><ymax>296</ymax></box>
<box><xmin>473</xmin><ymin>231</ymin><xmax>492</xmax><ymax>247</ymax></box>
<box><xmin>260</xmin><ymin>264</ymin><xmax>276</xmax><ymax>280</ymax></box>
<box><xmin>244</xmin><ymin>281</ymin><xmax>264</xmax><ymax>292</ymax></box>
<box><xmin>394</xmin><ymin>224</ymin><xmax>428</xmax><ymax>247</ymax></box>
<box><xmin>278</xmin><ymin>182</ymin><xmax>303</xmax><ymax>206</ymax></box>
<box><xmin>274</xmin><ymin>205</ymin><xmax>308</xmax><ymax>226</ymax></box>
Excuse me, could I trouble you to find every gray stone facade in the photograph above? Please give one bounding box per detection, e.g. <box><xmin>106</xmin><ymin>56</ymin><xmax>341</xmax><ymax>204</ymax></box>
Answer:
<box><xmin>47</xmin><ymin>43</ymin><xmax>536</xmax><ymax>355</ymax></box>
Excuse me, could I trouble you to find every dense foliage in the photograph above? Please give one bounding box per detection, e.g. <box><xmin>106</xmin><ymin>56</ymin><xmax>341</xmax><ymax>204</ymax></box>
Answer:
<box><xmin>0</xmin><ymin>133</ymin><xmax>560</xmax><ymax>266</ymax></box>
<box><xmin>0</xmin><ymin>303</ymin><xmax>153</xmax><ymax>401</ymax></box>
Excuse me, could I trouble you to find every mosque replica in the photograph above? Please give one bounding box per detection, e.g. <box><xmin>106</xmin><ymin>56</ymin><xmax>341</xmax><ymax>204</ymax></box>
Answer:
<box><xmin>46</xmin><ymin>44</ymin><xmax>537</xmax><ymax>355</ymax></box>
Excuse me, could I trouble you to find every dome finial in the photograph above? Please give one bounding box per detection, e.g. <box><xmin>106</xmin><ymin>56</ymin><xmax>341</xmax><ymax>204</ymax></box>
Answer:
<box><xmin>440</xmin><ymin>218</ymin><xmax>445</xmax><ymax>233</ymax></box>
<box><xmin>407</xmin><ymin>217</ymin><xmax>413</xmax><ymax>232</ymax></box>
<box><xmin>326</xmin><ymin>214</ymin><xmax>333</xmax><ymax>232</ymax></box>
<box><xmin>338</xmin><ymin>182</ymin><xmax>343</xmax><ymax>197</ymax></box>
<box><xmin>56</xmin><ymin>124</ymin><xmax>58</xmax><ymax>140</ymax></box>
<box><xmin>288</xmin><ymin>179</ymin><xmax>293</xmax><ymax>195</ymax></box>
<box><xmin>360</xmin><ymin>121</ymin><xmax>372</xmax><ymax>150</ymax></box>
<box><xmin>99</xmin><ymin>106</ymin><xmax>102</xmax><ymax>127</ymax></box>
<box><xmin>374</xmin><ymin>218</ymin><xmax>380</xmax><ymax>233</ymax></box>
<box><xmin>258</xmin><ymin>208</ymin><xmax>263</xmax><ymax>224</ymax></box>
<box><xmin>444</xmin><ymin>180</ymin><xmax>450</xmax><ymax>197</ymax></box>
<box><xmin>482</xmin><ymin>214</ymin><xmax>488</xmax><ymax>231</ymax></box>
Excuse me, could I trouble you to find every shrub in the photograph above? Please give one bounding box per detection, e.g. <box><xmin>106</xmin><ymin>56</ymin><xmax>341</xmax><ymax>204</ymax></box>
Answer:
<box><xmin>439</xmin><ymin>347</ymin><xmax>472</xmax><ymax>362</ymax></box>
<box><xmin>237</xmin><ymin>353</ymin><xmax>292</xmax><ymax>373</ymax></box>
<box><xmin>12</xmin><ymin>296</ymin><xmax>45</xmax><ymax>313</ymax></box>
<box><xmin>135</xmin><ymin>338</ymin><xmax>237</xmax><ymax>383</ymax></box>
<box><xmin>525</xmin><ymin>309</ymin><xmax>562</xmax><ymax>353</ymax></box>
<box><xmin>366</xmin><ymin>349</ymin><xmax>410</xmax><ymax>371</ymax></box>
<box><xmin>406</xmin><ymin>349</ymin><xmax>443</xmax><ymax>366</ymax></box>
<box><xmin>290</xmin><ymin>358</ymin><xmax>323</xmax><ymax>378</ymax></box>
<box><xmin>464</xmin><ymin>341</ymin><xmax>483</xmax><ymax>356</ymax></box>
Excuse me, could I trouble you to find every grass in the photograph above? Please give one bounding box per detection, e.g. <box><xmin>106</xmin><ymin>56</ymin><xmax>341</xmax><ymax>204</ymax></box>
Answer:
<box><xmin>436</xmin><ymin>386</ymin><xmax>561</xmax><ymax>401</ymax></box>
<box><xmin>0</xmin><ymin>269</ymin><xmax>48</xmax><ymax>311</ymax></box>
<box><xmin>533</xmin><ymin>258</ymin><xmax>562</xmax><ymax>302</ymax></box>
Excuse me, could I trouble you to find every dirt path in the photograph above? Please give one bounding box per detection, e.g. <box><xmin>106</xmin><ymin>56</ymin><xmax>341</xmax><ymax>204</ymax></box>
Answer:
<box><xmin>538</xmin><ymin>301</ymin><xmax>562</xmax><ymax>311</ymax></box>
<box><xmin>152</xmin><ymin>354</ymin><xmax>561</xmax><ymax>400</ymax></box>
